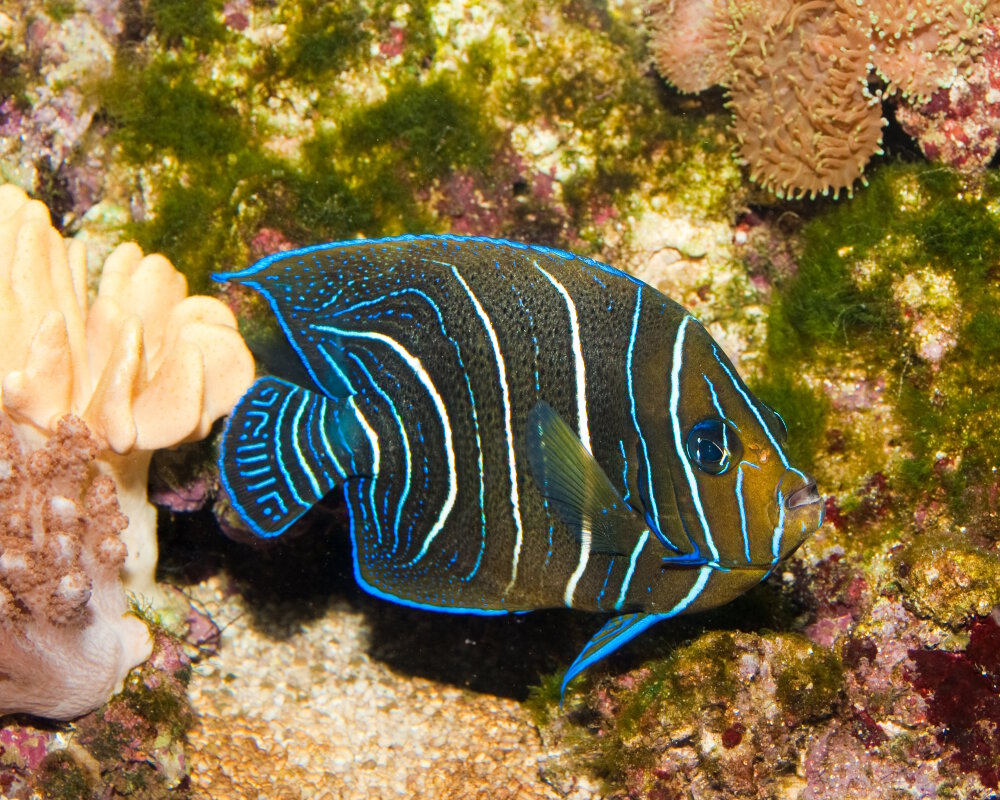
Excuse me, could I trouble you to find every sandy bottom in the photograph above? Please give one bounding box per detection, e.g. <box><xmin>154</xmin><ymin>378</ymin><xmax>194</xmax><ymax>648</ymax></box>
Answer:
<box><xmin>184</xmin><ymin>575</ymin><xmax>567</xmax><ymax>800</ymax></box>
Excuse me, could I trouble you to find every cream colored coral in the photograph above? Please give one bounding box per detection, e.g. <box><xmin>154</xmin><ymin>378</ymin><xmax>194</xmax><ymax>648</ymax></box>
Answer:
<box><xmin>0</xmin><ymin>184</ymin><xmax>254</xmax><ymax>601</ymax></box>
<box><xmin>0</xmin><ymin>413</ymin><xmax>153</xmax><ymax>720</ymax></box>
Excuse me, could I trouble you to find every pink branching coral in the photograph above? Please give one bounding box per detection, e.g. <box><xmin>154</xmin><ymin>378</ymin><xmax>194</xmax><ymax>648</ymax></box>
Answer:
<box><xmin>0</xmin><ymin>413</ymin><xmax>152</xmax><ymax>720</ymax></box>
<box><xmin>645</xmin><ymin>0</ymin><xmax>1000</xmax><ymax>199</ymax></box>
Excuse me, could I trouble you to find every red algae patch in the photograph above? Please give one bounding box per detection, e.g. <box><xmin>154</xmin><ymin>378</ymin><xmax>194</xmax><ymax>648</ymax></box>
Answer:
<box><xmin>909</xmin><ymin>612</ymin><xmax>1000</xmax><ymax>790</ymax></box>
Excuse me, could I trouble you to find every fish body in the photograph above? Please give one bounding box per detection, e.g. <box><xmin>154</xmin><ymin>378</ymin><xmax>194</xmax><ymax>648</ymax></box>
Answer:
<box><xmin>216</xmin><ymin>235</ymin><xmax>822</xmax><ymax>690</ymax></box>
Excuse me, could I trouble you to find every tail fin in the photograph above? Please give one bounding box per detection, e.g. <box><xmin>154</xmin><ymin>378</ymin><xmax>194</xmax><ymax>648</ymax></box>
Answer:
<box><xmin>219</xmin><ymin>377</ymin><xmax>352</xmax><ymax>537</ymax></box>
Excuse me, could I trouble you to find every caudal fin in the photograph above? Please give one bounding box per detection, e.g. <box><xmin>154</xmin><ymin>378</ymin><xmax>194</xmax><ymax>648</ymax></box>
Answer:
<box><xmin>219</xmin><ymin>376</ymin><xmax>351</xmax><ymax>537</ymax></box>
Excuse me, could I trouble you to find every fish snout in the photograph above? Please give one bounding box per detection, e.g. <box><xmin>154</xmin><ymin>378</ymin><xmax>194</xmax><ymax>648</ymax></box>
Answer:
<box><xmin>774</xmin><ymin>471</ymin><xmax>824</xmax><ymax>554</ymax></box>
<box><xmin>785</xmin><ymin>478</ymin><xmax>820</xmax><ymax>511</ymax></box>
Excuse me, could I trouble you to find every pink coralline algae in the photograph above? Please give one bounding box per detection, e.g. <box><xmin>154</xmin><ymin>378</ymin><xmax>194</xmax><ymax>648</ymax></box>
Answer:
<box><xmin>0</xmin><ymin>413</ymin><xmax>151</xmax><ymax>720</ymax></box>
<box><xmin>896</xmin><ymin>25</ymin><xmax>1000</xmax><ymax>173</ymax></box>
<box><xmin>801</xmin><ymin>721</ymin><xmax>942</xmax><ymax>800</ymax></box>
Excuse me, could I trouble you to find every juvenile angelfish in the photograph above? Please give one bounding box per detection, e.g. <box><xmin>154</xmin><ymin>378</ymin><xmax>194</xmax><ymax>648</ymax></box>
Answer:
<box><xmin>216</xmin><ymin>235</ymin><xmax>823</xmax><ymax>692</ymax></box>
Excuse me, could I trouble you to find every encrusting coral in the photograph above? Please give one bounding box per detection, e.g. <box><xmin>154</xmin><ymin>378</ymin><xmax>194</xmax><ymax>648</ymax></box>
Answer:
<box><xmin>0</xmin><ymin>183</ymin><xmax>254</xmax><ymax>602</ymax></box>
<box><xmin>645</xmin><ymin>0</ymin><xmax>1000</xmax><ymax>199</ymax></box>
<box><xmin>0</xmin><ymin>413</ymin><xmax>152</xmax><ymax>720</ymax></box>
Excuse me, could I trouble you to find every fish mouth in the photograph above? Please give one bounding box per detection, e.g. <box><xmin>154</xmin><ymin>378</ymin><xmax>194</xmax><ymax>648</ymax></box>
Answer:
<box><xmin>785</xmin><ymin>479</ymin><xmax>821</xmax><ymax>510</ymax></box>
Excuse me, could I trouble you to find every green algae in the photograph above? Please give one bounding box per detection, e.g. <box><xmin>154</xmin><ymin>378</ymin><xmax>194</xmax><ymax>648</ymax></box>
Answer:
<box><xmin>37</xmin><ymin>751</ymin><xmax>95</xmax><ymax>800</ymax></box>
<box><xmin>896</xmin><ymin>538</ymin><xmax>1000</xmax><ymax>628</ymax></box>
<box><xmin>0</xmin><ymin>42</ymin><xmax>30</xmax><ymax>112</ymax></box>
<box><xmin>773</xmin><ymin>640</ymin><xmax>843</xmax><ymax>722</ymax></box>
<box><xmin>283</xmin><ymin>0</ymin><xmax>435</xmax><ymax>79</ymax></box>
<box><xmin>119</xmin><ymin>673</ymin><xmax>194</xmax><ymax>742</ymax></box>
<box><xmin>525</xmin><ymin>672</ymin><xmax>565</xmax><ymax>728</ymax></box>
<box><xmin>95</xmin><ymin>13</ymin><xmax>505</xmax><ymax>287</ymax></box>
<box><xmin>101</xmin><ymin>53</ymin><xmax>248</xmax><ymax>164</ymax></box>
<box><xmin>88</xmin><ymin>0</ymin><xmax>743</xmax><ymax>298</ymax></box>
<box><xmin>42</xmin><ymin>0</ymin><xmax>77</xmax><ymax>24</ymax></box>
<box><xmin>764</xmin><ymin>164</ymin><xmax>1000</xmax><ymax>541</ymax></box>
<box><xmin>571</xmin><ymin>630</ymin><xmax>843</xmax><ymax>792</ymax></box>
<box><xmin>750</xmin><ymin>372</ymin><xmax>829</xmax><ymax>476</ymax></box>
<box><xmin>504</xmin><ymin>4</ymin><xmax>738</xmax><ymax>224</ymax></box>
<box><xmin>147</xmin><ymin>0</ymin><xmax>226</xmax><ymax>50</ymax></box>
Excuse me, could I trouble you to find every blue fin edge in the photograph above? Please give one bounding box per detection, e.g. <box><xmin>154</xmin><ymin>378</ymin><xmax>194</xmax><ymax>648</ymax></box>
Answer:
<box><xmin>560</xmin><ymin>612</ymin><xmax>669</xmax><ymax>703</ymax></box>
<box><xmin>219</xmin><ymin>376</ymin><xmax>341</xmax><ymax>539</ymax></box>
<box><xmin>211</xmin><ymin>234</ymin><xmax>644</xmax><ymax>288</ymax></box>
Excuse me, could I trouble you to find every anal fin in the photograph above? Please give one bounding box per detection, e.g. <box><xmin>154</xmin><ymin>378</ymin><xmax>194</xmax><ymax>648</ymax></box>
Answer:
<box><xmin>220</xmin><ymin>376</ymin><xmax>353</xmax><ymax>537</ymax></box>
<box><xmin>561</xmin><ymin>612</ymin><xmax>668</xmax><ymax>701</ymax></box>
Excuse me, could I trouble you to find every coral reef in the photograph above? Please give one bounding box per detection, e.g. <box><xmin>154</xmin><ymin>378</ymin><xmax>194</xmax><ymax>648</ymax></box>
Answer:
<box><xmin>896</xmin><ymin>24</ymin><xmax>1000</xmax><ymax>173</ymax></box>
<box><xmin>0</xmin><ymin>626</ymin><xmax>195</xmax><ymax>798</ymax></box>
<box><xmin>536</xmin><ymin>160</ymin><xmax>1000</xmax><ymax>800</ymax></box>
<box><xmin>552</xmin><ymin>630</ymin><xmax>844</xmax><ymax>799</ymax></box>
<box><xmin>6</xmin><ymin>0</ymin><xmax>1000</xmax><ymax>796</ymax></box>
<box><xmin>0</xmin><ymin>412</ymin><xmax>151</xmax><ymax>720</ymax></box>
<box><xmin>645</xmin><ymin>0</ymin><xmax>1000</xmax><ymax>198</ymax></box>
<box><xmin>0</xmin><ymin>183</ymin><xmax>254</xmax><ymax>601</ymax></box>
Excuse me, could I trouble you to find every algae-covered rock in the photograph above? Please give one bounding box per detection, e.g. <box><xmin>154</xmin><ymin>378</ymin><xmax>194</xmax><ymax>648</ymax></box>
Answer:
<box><xmin>548</xmin><ymin>631</ymin><xmax>842</xmax><ymax>799</ymax></box>
<box><xmin>538</xmin><ymin>162</ymin><xmax>1000</xmax><ymax>800</ymax></box>
<box><xmin>896</xmin><ymin>539</ymin><xmax>1000</xmax><ymax>628</ymax></box>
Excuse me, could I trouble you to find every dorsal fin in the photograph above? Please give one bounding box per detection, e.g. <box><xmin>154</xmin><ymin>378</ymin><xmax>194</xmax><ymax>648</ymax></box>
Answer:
<box><xmin>525</xmin><ymin>401</ymin><xmax>641</xmax><ymax>557</ymax></box>
<box><xmin>220</xmin><ymin>376</ymin><xmax>354</xmax><ymax>537</ymax></box>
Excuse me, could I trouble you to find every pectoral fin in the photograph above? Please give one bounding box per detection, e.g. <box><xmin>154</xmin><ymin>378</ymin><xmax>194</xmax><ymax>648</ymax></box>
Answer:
<box><xmin>526</xmin><ymin>401</ymin><xmax>640</xmax><ymax>557</ymax></box>
<box><xmin>561</xmin><ymin>612</ymin><xmax>669</xmax><ymax>700</ymax></box>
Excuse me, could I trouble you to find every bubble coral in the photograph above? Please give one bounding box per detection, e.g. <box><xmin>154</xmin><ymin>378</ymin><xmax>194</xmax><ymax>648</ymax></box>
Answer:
<box><xmin>645</xmin><ymin>0</ymin><xmax>1000</xmax><ymax>199</ymax></box>
<box><xmin>0</xmin><ymin>183</ymin><xmax>254</xmax><ymax>602</ymax></box>
<box><xmin>0</xmin><ymin>413</ymin><xmax>152</xmax><ymax>720</ymax></box>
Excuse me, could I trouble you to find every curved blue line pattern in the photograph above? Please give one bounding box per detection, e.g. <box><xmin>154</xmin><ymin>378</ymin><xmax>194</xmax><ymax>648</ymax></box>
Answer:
<box><xmin>220</xmin><ymin>377</ymin><xmax>351</xmax><ymax>538</ymax></box>
<box><xmin>215</xmin><ymin>234</ymin><xmax>821</xmax><ymax>692</ymax></box>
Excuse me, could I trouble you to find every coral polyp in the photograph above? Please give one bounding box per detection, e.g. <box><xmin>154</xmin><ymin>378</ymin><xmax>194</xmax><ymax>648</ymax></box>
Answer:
<box><xmin>728</xmin><ymin>0</ymin><xmax>883</xmax><ymax>200</ymax></box>
<box><xmin>645</xmin><ymin>0</ymin><xmax>1000</xmax><ymax>198</ymax></box>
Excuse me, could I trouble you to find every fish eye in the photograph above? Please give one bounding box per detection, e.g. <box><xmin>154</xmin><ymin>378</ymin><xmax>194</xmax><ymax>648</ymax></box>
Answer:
<box><xmin>685</xmin><ymin>419</ymin><xmax>740</xmax><ymax>475</ymax></box>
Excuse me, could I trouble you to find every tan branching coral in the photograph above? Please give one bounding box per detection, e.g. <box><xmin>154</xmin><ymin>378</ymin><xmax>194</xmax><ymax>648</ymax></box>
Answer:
<box><xmin>645</xmin><ymin>0</ymin><xmax>1000</xmax><ymax>199</ymax></box>
<box><xmin>0</xmin><ymin>184</ymin><xmax>255</xmax><ymax>601</ymax></box>
<box><xmin>0</xmin><ymin>413</ymin><xmax>152</xmax><ymax>720</ymax></box>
